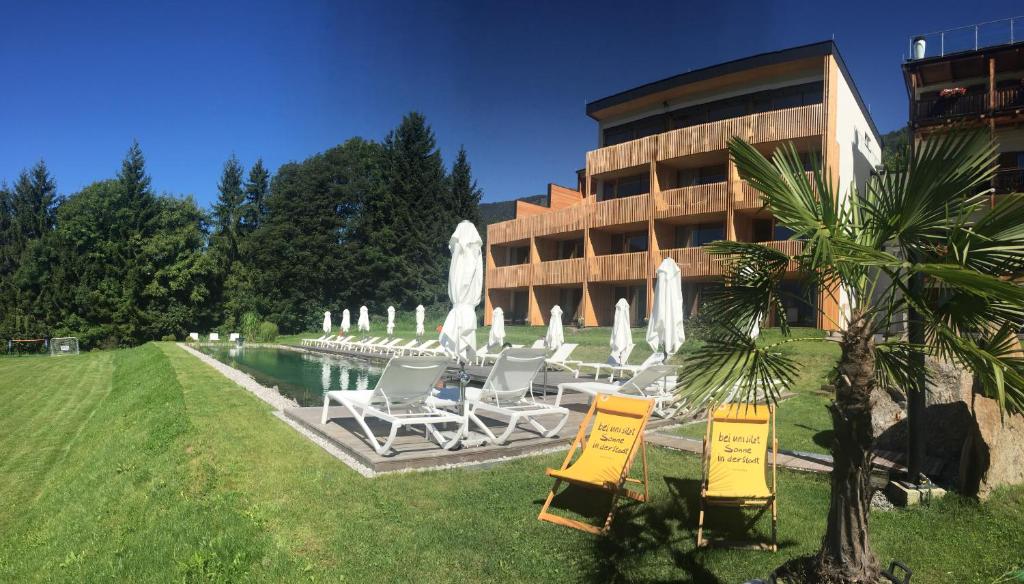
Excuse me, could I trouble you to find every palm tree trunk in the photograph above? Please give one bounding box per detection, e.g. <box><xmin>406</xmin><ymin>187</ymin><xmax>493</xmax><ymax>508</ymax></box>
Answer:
<box><xmin>813</xmin><ymin>315</ymin><xmax>880</xmax><ymax>582</ymax></box>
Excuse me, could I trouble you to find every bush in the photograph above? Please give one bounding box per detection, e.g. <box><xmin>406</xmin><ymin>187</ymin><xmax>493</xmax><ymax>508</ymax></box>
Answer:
<box><xmin>160</xmin><ymin>334</ymin><xmax>177</xmax><ymax>342</ymax></box>
<box><xmin>254</xmin><ymin>322</ymin><xmax>279</xmax><ymax>342</ymax></box>
<box><xmin>240</xmin><ymin>312</ymin><xmax>262</xmax><ymax>340</ymax></box>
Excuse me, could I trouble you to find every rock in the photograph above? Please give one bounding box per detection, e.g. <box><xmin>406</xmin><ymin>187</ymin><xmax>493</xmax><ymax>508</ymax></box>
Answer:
<box><xmin>960</xmin><ymin>394</ymin><xmax>1024</xmax><ymax>499</ymax></box>
<box><xmin>871</xmin><ymin>357</ymin><xmax>973</xmax><ymax>482</ymax></box>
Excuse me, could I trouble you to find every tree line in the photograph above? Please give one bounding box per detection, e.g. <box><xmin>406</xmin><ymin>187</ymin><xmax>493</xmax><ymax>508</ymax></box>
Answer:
<box><xmin>0</xmin><ymin>112</ymin><xmax>482</xmax><ymax>348</ymax></box>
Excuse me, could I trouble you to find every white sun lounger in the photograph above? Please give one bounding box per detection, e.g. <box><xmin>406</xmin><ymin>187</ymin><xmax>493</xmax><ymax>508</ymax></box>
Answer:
<box><xmin>545</xmin><ymin>343</ymin><xmax>581</xmax><ymax>376</ymax></box>
<box><xmin>575</xmin><ymin>344</ymin><xmax>635</xmax><ymax>381</ymax></box>
<box><xmin>390</xmin><ymin>339</ymin><xmax>420</xmax><ymax>355</ymax></box>
<box><xmin>556</xmin><ymin>364</ymin><xmax>681</xmax><ymax>418</ymax></box>
<box><xmin>607</xmin><ymin>351</ymin><xmax>666</xmax><ymax>381</ymax></box>
<box><xmin>432</xmin><ymin>348</ymin><xmax>569</xmax><ymax>445</ymax></box>
<box><xmin>321</xmin><ymin>355</ymin><xmax>465</xmax><ymax>455</ymax></box>
<box><xmin>302</xmin><ymin>334</ymin><xmax>328</xmax><ymax>347</ymax></box>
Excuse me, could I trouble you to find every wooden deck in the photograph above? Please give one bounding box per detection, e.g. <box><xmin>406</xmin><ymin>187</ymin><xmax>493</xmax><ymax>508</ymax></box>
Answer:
<box><xmin>284</xmin><ymin>386</ymin><xmax>680</xmax><ymax>474</ymax></box>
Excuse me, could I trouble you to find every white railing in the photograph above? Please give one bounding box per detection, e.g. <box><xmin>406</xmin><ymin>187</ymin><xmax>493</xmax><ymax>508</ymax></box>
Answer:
<box><xmin>908</xmin><ymin>17</ymin><xmax>1023</xmax><ymax>60</ymax></box>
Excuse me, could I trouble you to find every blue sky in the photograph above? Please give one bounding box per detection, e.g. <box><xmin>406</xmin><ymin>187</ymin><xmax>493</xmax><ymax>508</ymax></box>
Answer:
<box><xmin>1</xmin><ymin>0</ymin><xmax>1019</xmax><ymax>205</ymax></box>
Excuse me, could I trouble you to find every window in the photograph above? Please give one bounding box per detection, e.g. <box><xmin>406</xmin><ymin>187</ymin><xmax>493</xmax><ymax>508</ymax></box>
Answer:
<box><xmin>751</xmin><ymin>219</ymin><xmax>773</xmax><ymax>243</ymax></box>
<box><xmin>611</xmin><ymin>231</ymin><xmax>648</xmax><ymax>253</ymax></box>
<box><xmin>558</xmin><ymin>239</ymin><xmax>583</xmax><ymax>259</ymax></box>
<box><xmin>676</xmin><ymin>223</ymin><xmax>724</xmax><ymax>247</ymax></box>
<box><xmin>999</xmin><ymin>151</ymin><xmax>1024</xmax><ymax>169</ymax></box>
<box><xmin>600</xmin><ymin>173</ymin><xmax>649</xmax><ymax>201</ymax></box>
<box><xmin>774</xmin><ymin>224</ymin><xmax>795</xmax><ymax>241</ymax></box>
<box><xmin>678</xmin><ymin>164</ymin><xmax>727</xmax><ymax>187</ymax></box>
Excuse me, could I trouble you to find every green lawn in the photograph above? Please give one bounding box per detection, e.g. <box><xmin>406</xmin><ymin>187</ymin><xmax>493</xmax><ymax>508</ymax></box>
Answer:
<box><xmin>1</xmin><ymin>344</ymin><xmax>1022</xmax><ymax>582</ymax></box>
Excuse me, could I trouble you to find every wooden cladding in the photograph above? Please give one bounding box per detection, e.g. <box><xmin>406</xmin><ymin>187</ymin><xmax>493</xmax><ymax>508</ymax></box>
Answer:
<box><xmin>656</xmin><ymin>183</ymin><xmax>728</xmax><ymax>218</ymax></box>
<box><xmin>736</xmin><ymin>172</ymin><xmax>816</xmax><ymax>210</ymax></box>
<box><xmin>659</xmin><ymin>247</ymin><xmax>725</xmax><ymax>278</ymax></box>
<box><xmin>592</xmin><ymin>193</ymin><xmax>650</xmax><ymax>228</ymax></box>
<box><xmin>588</xmin><ymin>103</ymin><xmax>824</xmax><ymax>176</ymax></box>
<box><xmin>586</xmin><ymin>135</ymin><xmax>657</xmax><ymax>176</ymax></box>
<box><xmin>588</xmin><ymin>251</ymin><xmax>648</xmax><ymax>283</ymax></box>
<box><xmin>533</xmin><ymin>258</ymin><xmax>585</xmax><ymax>286</ymax></box>
<box><xmin>487</xmin><ymin>264</ymin><xmax>532</xmax><ymax>289</ymax></box>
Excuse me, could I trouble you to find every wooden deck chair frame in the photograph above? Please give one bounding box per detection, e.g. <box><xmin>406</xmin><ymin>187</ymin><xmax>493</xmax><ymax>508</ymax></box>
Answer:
<box><xmin>538</xmin><ymin>395</ymin><xmax>653</xmax><ymax>535</ymax></box>
<box><xmin>696</xmin><ymin>403</ymin><xmax>777</xmax><ymax>551</ymax></box>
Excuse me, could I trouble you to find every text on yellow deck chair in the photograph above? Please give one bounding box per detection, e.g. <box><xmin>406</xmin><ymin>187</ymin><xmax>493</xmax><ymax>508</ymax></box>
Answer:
<box><xmin>537</xmin><ymin>394</ymin><xmax>654</xmax><ymax>534</ymax></box>
<box><xmin>697</xmin><ymin>403</ymin><xmax>777</xmax><ymax>551</ymax></box>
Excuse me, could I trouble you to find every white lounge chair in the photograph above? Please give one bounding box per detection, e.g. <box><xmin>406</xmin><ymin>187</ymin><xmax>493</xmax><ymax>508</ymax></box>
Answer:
<box><xmin>574</xmin><ymin>343</ymin><xmax>635</xmax><ymax>380</ymax></box>
<box><xmin>346</xmin><ymin>337</ymin><xmax>381</xmax><ymax>351</ymax></box>
<box><xmin>401</xmin><ymin>339</ymin><xmax>437</xmax><ymax>356</ymax></box>
<box><xmin>323</xmin><ymin>335</ymin><xmax>351</xmax><ymax>349</ymax></box>
<box><xmin>545</xmin><ymin>343</ymin><xmax>581</xmax><ymax>376</ymax></box>
<box><xmin>433</xmin><ymin>348</ymin><xmax>569</xmax><ymax>445</ymax></box>
<box><xmin>556</xmin><ymin>364</ymin><xmax>682</xmax><ymax>418</ymax></box>
<box><xmin>530</xmin><ymin>339</ymin><xmax>546</xmax><ymax>349</ymax></box>
<box><xmin>366</xmin><ymin>338</ymin><xmax>401</xmax><ymax>353</ymax></box>
<box><xmin>390</xmin><ymin>339</ymin><xmax>420</xmax><ymax>355</ymax></box>
<box><xmin>408</xmin><ymin>339</ymin><xmax>440</xmax><ymax>356</ymax></box>
<box><xmin>320</xmin><ymin>355</ymin><xmax>465</xmax><ymax>455</ymax></box>
<box><xmin>316</xmin><ymin>335</ymin><xmax>339</xmax><ymax>348</ymax></box>
<box><xmin>608</xmin><ymin>351</ymin><xmax>666</xmax><ymax>381</ymax></box>
<box><xmin>302</xmin><ymin>334</ymin><xmax>327</xmax><ymax>347</ymax></box>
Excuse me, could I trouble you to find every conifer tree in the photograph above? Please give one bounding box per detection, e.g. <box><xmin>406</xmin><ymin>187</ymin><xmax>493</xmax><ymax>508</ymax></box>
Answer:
<box><xmin>242</xmin><ymin>158</ymin><xmax>270</xmax><ymax>232</ymax></box>
<box><xmin>213</xmin><ymin>154</ymin><xmax>245</xmax><ymax>262</ymax></box>
<box><xmin>449</xmin><ymin>146</ymin><xmax>482</xmax><ymax>227</ymax></box>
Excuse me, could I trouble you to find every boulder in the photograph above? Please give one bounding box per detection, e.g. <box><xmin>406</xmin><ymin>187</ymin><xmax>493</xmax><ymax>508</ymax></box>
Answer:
<box><xmin>960</xmin><ymin>394</ymin><xmax>1024</xmax><ymax>499</ymax></box>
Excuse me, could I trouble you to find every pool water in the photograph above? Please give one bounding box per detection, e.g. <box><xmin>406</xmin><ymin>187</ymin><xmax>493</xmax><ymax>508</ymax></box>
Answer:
<box><xmin>198</xmin><ymin>346</ymin><xmax>382</xmax><ymax>407</ymax></box>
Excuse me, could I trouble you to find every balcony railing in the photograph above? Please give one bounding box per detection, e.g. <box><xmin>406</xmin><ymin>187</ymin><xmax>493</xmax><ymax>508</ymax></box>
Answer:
<box><xmin>994</xmin><ymin>86</ymin><xmax>1024</xmax><ymax>113</ymax></box>
<box><xmin>737</xmin><ymin>172</ymin><xmax>815</xmax><ymax>210</ymax></box>
<box><xmin>587</xmin><ymin>103</ymin><xmax>823</xmax><ymax>175</ymax></box>
<box><xmin>533</xmin><ymin>258</ymin><xmax>585</xmax><ymax>286</ymax></box>
<box><xmin>994</xmin><ymin>169</ymin><xmax>1024</xmax><ymax>194</ymax></box>
<box><xmin>913</xmin><ymin>93</ymin><xmax>989</xmax><ymax>123</ymax></box>
<box><xmin>656</xmin><ymin>182</ymin><xmax>728</xmax><ymax>218</ymax></box>
<box><xmin>487</xmin><ymin>264</ymin><xmax>532</xmax><ymax>289</ymax></box>
<box><xmin>908</xmin><ymin>17</ymin><xmax>1023</xmax><ymax>61</ymax></box>
<box><xmin>588</xmin><ymin>251</ymin><xmax>648</xmax><ymax>282</ymax></box>
<box><xmin>659</xmin><ymin>247</ymin><xmax>724</xmax><ymax>278</ymax></box>
<box><xmin>592</xmin><ymin>193</ymin><xmax>650</xmax><ymax>228</ymax></box>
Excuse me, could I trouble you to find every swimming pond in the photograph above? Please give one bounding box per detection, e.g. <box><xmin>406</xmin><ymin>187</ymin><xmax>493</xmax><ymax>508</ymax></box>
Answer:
<box><xmin>198</xmin><ymin>346</ymin><xmax>382</xmax><ymax>407</ymax></box>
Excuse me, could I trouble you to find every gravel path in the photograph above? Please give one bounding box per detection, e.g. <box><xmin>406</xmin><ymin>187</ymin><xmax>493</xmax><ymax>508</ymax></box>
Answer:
<box><xmin>177</xmin><ymin>342</ymin><xmax>297</xmax><ymax>410</ymax></box>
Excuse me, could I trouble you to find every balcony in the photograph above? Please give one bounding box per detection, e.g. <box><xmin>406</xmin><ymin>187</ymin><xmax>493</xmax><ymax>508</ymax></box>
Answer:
<box><xmin>487</xmin><ymin>264</ymin><xmax>532</xmax><ymax>289</ymax></box>
<box><xmin>994</xmin><ymin>169</ymin><xmax>1024</xmax><ymax>195</ymax></box>
<box><xmin>587</xmin><ymin>104</ymin><xmax>824</xmax><ymax>175</ymax></box>
<box><xmin>737</xmin><ymin>172</ymin><xmax>815</xmax><ymax>210</ymax></box>
<box><xmin>592</xmin><ymin>193</ymin><xmax>650</xmax><ymax>228</ymax></box>
<box><xmin>534</xmin><ymin>258</ymin><xmax>585</xmax><ymax>286</ymax></box>
<box><xmin>655</xmin><ymin>183</ymin><xmax>727</xmax><ymax>218</ymax></box>
<box><xmin>588</xmin><ymin>251</ymin><xmax>648</xmax><ymax>282</ymax></box>
<box><xmin>659</xmin><ymin>240</ymin><xmax>804</xmax><ymax>278</ymax></box>
<box><xmin>994</xmin><ymin>86</ymin><xmax>1024</xmax><ymax>113</ymax></box>
<box><xmin>913</xmin><ymin>93</ymin><xmax>989</xmax><ymax>124</ymax></box>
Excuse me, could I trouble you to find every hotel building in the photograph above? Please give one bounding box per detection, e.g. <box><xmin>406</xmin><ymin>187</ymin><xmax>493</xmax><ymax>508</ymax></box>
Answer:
<box><xmin>485</xmin><ymin>41</ymin><xmax>881</xmax><ymax>329</ymax></box>
<box><xmin>903</xmin><ymin>17</ymin><xmax>1024</xmax><ymax>196</ymax></box>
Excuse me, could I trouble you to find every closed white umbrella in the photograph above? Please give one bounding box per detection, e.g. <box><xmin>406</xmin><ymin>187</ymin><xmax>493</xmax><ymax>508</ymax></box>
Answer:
<box><xmin>341</xmin><ymin>309</ymin><xmax>351</xmax><ymax>335</ymax></box>
<box><xmin>646</xmin><ymin>257</ymin><xmax>685</xmax><ymax>357</ymax></box>
<box><xmin>749</xmin><ymin>313</ymin><xmax>761</xmax><ymax>340</ymax></box>
<box><xmin>545</xmin><ymin>305</ymin><xmax>564</xmax><ymax>350</ymax></box>
<box><xmin>322</xmin><ymin>311</ymin><xmax>332</xmax><ymax>334</ymax></box>
<box><xmin>358</xmin><ymin>306</ymin><xmax>370</xmax><ymax>332</ymax></box>
<box><xmin>489</xmin><ymin>307</ymin><xmax>506</xmax><ymax>347</ymax></box>
<box><xmin>610</xmin><ymin>298</ymin><xmax>635</xmax><ymax>365</ymax></box>
<box><xmin>415</xmin><ymin>305</ymin><xmax>425</xmax><ymax>337</ymax></box>
<box><xmin>439</xmin><ymin>220</ymin><xmax>483</xmax><ymax>362</ymax></box>
<box><xmin>386</xmin><ymin>306</ymin><xmax>396</xmax><ymax>336</ymax></box>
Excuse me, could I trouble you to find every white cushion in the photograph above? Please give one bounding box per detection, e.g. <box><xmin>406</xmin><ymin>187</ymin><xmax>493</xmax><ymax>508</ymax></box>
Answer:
<box><xmin>328</xmin><ymin>389</ymin><xmax>376</xmax><ymax>407</ymax></box>
<box><xmin>557</xmin><ymin>381</ymin><xmax>621</xmax><ymax>396</ymax></box>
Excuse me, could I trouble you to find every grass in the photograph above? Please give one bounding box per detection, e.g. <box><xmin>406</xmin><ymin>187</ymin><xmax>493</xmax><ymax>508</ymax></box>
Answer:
<box><xmin>1</xmin><ymin>344</ymin><xmax>1022</xmax><ymax>582</ymax></box>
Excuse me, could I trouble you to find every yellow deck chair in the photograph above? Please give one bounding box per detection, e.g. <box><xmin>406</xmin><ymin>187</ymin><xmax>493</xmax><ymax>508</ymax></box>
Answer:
<box><xmin>697</xmin><ymin>403</ymin><xmax>777</xmax><ymax>551</ymax></box>
<box><xmin>538</xmin><ymin>394</ymin><xmax>654</xmax><ymax>534</ymax></box>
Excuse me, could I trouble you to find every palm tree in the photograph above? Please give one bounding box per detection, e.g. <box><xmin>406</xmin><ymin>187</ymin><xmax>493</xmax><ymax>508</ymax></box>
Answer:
<box><xmin>681</xmin><ymin>131</ymin><xmax>1024</xmax><ymax>582</ymax></box>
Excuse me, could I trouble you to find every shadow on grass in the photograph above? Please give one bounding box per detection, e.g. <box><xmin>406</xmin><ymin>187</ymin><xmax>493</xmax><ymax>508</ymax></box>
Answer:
<box><xmin>536</xmin><ymin>477</ymin><xmax>798</xmax><ymax>583</ymax></box>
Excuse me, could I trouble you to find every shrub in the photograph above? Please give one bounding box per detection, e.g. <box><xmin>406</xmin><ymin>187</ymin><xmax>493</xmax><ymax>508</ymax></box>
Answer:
<box><xmin>160</xmin><ymin>334</ymin><xmax>177</xmax><ymax>342</ymax></box>
<box><xmin>240</xmin><ymin>312</ymin><xmax>262</xmax><ymax>340</ymax></box>
<box><xmin>255</xmin><ymin>322</ymin><xmax>279</xmax><ymax>342</ymax></box>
